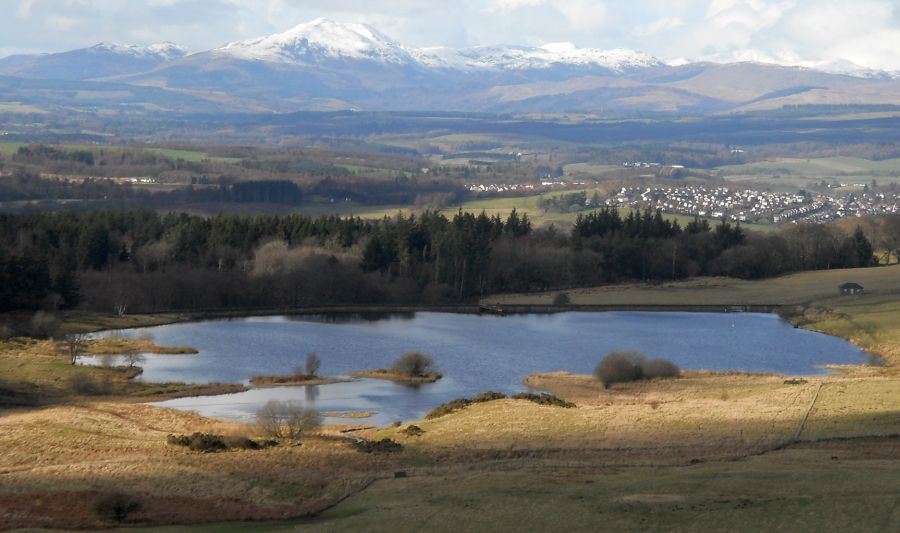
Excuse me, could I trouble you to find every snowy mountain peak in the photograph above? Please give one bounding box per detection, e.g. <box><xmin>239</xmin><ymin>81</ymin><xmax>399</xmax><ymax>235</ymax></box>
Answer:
<box><xmin>90</xmin><ymin>42</ymin><xmax>188</xmax><ymax>61</ymax></box>
<box><xmin>217</xmin><ymin>18</ymin><xmax>416</xmax><ymax>65</ymax></box>
<box><xmin>214</xmin><ymin>19</ymin><xmax>664</xmax><ymax>73</ymax></box>
<box><xmin>459</xmin><ymin>42</ymin><xmax>664</xmax><ymax>72</ymax></box>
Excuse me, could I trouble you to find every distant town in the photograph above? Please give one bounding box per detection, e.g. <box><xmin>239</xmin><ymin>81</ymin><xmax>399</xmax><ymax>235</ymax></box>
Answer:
<box><xmin>605</xmin><ymin>186</ymin><xmax>899</xmax><ymax>224</ymax></box>
<box><xmin>468</xmin><ymin>181</ymin><xmax>899</xmax><ymax>225</ymax></box>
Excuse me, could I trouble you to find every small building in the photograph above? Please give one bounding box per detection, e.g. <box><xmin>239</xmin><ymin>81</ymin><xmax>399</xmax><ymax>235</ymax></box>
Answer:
<box><xmin>839</xmin><ymin>282</ymin><xmax>864</xmax><ymax>295</ymax></box>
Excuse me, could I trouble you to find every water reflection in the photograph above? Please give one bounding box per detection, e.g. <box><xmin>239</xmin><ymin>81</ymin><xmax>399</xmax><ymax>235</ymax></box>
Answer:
<box><xmin>284</xmin><ymin>312</ymin><xmax>415</xmax><ymax>324</ymax></box>
<box><xmin>305</xmin><ymin>384</ymin><xmax>320</xmax><ymax>402</ymax></box>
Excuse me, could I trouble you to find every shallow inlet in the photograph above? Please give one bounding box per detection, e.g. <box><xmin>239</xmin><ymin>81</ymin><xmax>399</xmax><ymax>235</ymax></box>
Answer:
<box><xmin>88</xmin><ymin>312</ymin><xmax>867</xmax><ymax>426</ymax></box>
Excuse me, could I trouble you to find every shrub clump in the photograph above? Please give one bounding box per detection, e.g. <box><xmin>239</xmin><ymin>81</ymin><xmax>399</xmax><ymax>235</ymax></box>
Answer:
<box><xmin>472</xmin><ymin>391</ymin><xmax>507</xmax><ymax>403</ymax></box>
<box><xmin>426</xmin><ymin>397</ymin><xmax>472</xmax><ymax>419</ymax></box>
<box><xmin>390</xmin><ymin>351</ymin><xmax>436</xmax><ymax>377</ymax></box>
<box><xmin>94</xmin><ymin>492</ymin><xmax>142</xmax><ymax>523</ymax></box>
<box><xmin>593</xmin><ymin>350</ymin><xmax>681</xmax><ymax>388</ymax></box>
<box><xmin>352</xmin><ymin>438</ymin><xmax>403</xmax><ymax>453</ymax></box>
<box><xmin>425</xmin><ymin>390</ymin><xmax>574</xmax><ymax>420</ymax></box>
<box><xmin>643</xmin><ymin>358</ymin><xmax>681</xmax><ymax>380</ymax></box>
<box><xmin>553</xmin><ymin>292</ymin><xmax>572</xmax><ymax>305</ymax></box>
<box><xmin>166</xmin><ymin>432</ymin><xmax>228</xmax><ymax>452</ymax></box>
<box><xmin>511</xmin><ymin>392</ymin><xmax>575</xmax><ymax>408</ymax></box>
<box><xmin>401</xmin><ymin>425</ymin><xmax>425</xmax><ymax>437</ymax></box>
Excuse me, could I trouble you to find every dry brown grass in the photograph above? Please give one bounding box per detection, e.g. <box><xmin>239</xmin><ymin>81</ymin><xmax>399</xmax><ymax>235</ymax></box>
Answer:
<box><xmin>0</xmin><ymin>402</ymin><xmax>384</xmax><ymax>530</ymax></box>
<box><xmin>85</xmin><ymin>337</ymin><xmax>198</xmax><ymax>355</ymax></box>
<box><xmin>379</xmin><ymin>372</ymin><xmax>817</xmax><ymax>459</ymax></box>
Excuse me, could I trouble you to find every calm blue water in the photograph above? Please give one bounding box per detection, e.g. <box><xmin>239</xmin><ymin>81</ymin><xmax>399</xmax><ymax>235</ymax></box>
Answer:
<box><xmin>90</xmin><ymin>312</ymin><xmax>867</xmax><ymax>426</ymax></box>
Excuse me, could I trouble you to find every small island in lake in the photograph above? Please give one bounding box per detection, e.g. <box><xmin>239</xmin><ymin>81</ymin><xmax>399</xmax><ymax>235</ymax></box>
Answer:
<box><xmin>352</xmin><ymin>351</ymin><xmax>442</xmax><ymax>383</ymax></box>
<box><xmin>349</xmin><ymin>369</ymin><xmax>443</xmax><ymax>384</ymax></box>
<box><xmin>249</xmin><ymin>374</ymin><xmax>347</xmax><ymax>387</ymax></box>
<box><xmin>249</xmin><ymin>352</ymin><xmax>347</xmax><ymax>386</ymax></box>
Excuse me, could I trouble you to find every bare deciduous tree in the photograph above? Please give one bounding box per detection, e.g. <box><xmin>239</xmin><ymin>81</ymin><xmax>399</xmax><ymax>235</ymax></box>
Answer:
<box><xmin>255</xmin><ymin>400</ymin><xmax>320</xmax><ymax>440</ymax></box>
<box><xmin>123</xmin><ymin>350</ymin><xmax>146</xmax><ymax>369</ymax></box>
<box><xmin>65</xmin><ymin>333</ymin><xmax>88</xmax><ymax>365</ymax></box>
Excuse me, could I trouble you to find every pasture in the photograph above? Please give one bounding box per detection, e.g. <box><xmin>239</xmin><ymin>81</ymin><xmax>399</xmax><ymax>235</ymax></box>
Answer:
<box><xmin>717</xmin><ymin>156</ymin><xmax>900</xmax><ymax>188</ymax></box>
<box><xmin>488</xmin><ymin>264</ymin><xmax>900</xmax><ymax>308</ymax></box>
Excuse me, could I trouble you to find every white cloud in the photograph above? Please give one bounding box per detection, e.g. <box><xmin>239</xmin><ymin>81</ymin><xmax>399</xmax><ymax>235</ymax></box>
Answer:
<box><xmin>1</xmin><ymin>0</ymin><xmax>899</xmax><ymax>72</ymax></box>
<box><xmin>636</xmin><ymin>16</ymin><xmax>684</xmax><ymax>36</ymax></box>
<box><xmin>16</xmin><ymin>0</ymin><xmax>36</xmax><ymax>17</ymax></box>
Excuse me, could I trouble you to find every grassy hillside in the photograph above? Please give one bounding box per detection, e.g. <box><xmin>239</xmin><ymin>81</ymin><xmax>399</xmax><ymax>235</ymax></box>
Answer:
<box><xmin>718</xmin><ymin>156</ymin><xmax>900</xmax><ymax>188</ymax></box>
<box><xmin>487</xmin><ymin>264</ymin><xmax>900</xmax><ymax>307</ymax></box>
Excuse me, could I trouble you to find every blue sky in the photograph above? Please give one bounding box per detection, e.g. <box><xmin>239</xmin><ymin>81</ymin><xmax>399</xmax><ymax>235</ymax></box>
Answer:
<box><xmin>4</xmin><ymin>0</ymin><xmax>900</xmax><ymax>71</ymax></box>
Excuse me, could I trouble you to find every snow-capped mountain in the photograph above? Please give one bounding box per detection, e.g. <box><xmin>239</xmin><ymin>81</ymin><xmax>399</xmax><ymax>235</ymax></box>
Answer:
<box><xmin>90</xmin><ymin>42</ymin><xmax>188</xmax><ymax>62</ymax></box>
<box><xmin>0</xmin><ymin>41</ymin><xmax>188</xmax><ymax>80</ymax></box>
<box><xmin>216</xmin><ymin>18</ymin><xmax>418</xmax><ymax>65</ymax></box>
<box><xmin>214</xmin><ymin>18</ymin><xmax>662</xmax><ymax>74</ymax></box>
<box><xmin>455</xmin><ymin>43</ymin><xmax>664</xmax><ymax>72</ymax></box>
<box><xmin>4</xmin><ymin>18</ymin><xmax>900</xmax><ymax>115</ymax></box>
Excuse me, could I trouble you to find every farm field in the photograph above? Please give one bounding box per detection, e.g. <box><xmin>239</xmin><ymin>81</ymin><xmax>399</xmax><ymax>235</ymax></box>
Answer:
<box><xmin>148</xmin><ymin>148</ymin><xmax>242</xmax><ymax>164</ymax></box>
<box><xmin>487</xmin><ymin>264</ymin><xmax>900</xmax><ymax>308</ymax></box>
<box><xmin>0</xmin><ymin>142</ymin><xmax>242</xmax><ymax>164</ymax></box>
<box><xmin>717</xmin><ymin>156</ymin><xmax>900</xmax><ymax>188</ymax></box>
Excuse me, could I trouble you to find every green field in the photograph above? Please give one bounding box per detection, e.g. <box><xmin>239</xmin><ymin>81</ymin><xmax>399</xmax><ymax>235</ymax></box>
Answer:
<box><xmin>564</xmin><ymin>162</ymin><xmax>625</xmax><ymax>175</ymax></box>
<box><xmin>0</xmin><ymin>143</ymin><xmax>241</xmax><ymax>165</ymax></box>
<box><xmin>717</xmin><ymin>156</ymin><xmax>900</xmax><ymax>188</ymax></box>
<box><xmin>148</xmin><ymin>148</ymin><xmax>242</xmax><ymax>164</ymax></box>
<box><xmin>0</xmin><ymin>142</ymin><xmax>21</xmax><ymax>157</ymax></box>
<box><xmin>489</xmin><ymin>264</ymin><xmax>900</xmax><ymax>307</ymax></box>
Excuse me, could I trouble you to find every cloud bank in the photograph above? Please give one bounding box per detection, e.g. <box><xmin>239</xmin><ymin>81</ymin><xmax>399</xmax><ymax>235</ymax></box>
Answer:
<box><xmin>3</xmin><ymin>0</ymin><xmax>899</xmax><ymax>71</ymax></box>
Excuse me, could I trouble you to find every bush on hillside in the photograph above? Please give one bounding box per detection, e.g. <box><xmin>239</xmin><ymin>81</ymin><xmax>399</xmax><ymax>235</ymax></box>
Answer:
<box><xmin>511</xmin><ymin>392</ymin><xmax>575</xmax><ymax>408</ymax></box>
<box><xmin>352</xmin><ymin>438</ymin><xmax>403</xmax><ymax>453</ymax></box>
<box><xmin>426</xmin><ymin>397</ymin><xmax>471</xmax><ymax>419</ymax></box>
<box><xmin>94</xmin><ymin>492</ymin><xmax>142</xmax><ymax>523</ymax></box>
<box><xmin>166</xmin><ymin>432</ymin><xmax>228</xmax><ymax>452</ymax></box>
<box><xmin>553</xmin><ymin>292</ymin><xmax>572</xmax><ymax>305</ymax></box>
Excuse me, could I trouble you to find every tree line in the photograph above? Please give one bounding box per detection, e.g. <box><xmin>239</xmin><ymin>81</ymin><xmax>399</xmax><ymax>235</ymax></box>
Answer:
<box><xmin>0</xmin><ymin>208</ymin><xmax>888</xmax><ymax>318</ymax></box>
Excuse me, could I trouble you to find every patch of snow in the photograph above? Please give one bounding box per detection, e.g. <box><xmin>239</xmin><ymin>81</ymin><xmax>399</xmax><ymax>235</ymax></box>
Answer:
<box><xmin>90</xmin><ymin>42</ymin><xmax>188</xmax><ymax>61</ymax></box>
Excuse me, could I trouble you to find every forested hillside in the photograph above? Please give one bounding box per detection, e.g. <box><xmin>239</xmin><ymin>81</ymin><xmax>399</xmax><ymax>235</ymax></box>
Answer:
<box><xmin>0</xmin><ymin>209</ymin><xmax>890</xmax><ymax>330</ymax></box>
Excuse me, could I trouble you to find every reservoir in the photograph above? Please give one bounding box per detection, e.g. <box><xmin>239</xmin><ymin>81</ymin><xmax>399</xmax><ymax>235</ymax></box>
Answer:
<box><xmin>89</xmin><ymin>312</ymin><xmax>868</xmax><ymax>425</ymax></box>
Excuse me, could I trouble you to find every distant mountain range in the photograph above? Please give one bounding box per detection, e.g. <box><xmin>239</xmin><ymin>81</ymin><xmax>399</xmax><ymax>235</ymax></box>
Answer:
<box><xmin>2</xmin><ymin>18</ymin><xmax>900</xmax><ymax>115</ymax></box>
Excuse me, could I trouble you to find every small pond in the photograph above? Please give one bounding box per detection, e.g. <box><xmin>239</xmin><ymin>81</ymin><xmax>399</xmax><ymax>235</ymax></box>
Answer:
<box><xmin>87</xmin><ymin>312</ymin><xmax>867</xmax><ymax>426</ymax></box>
